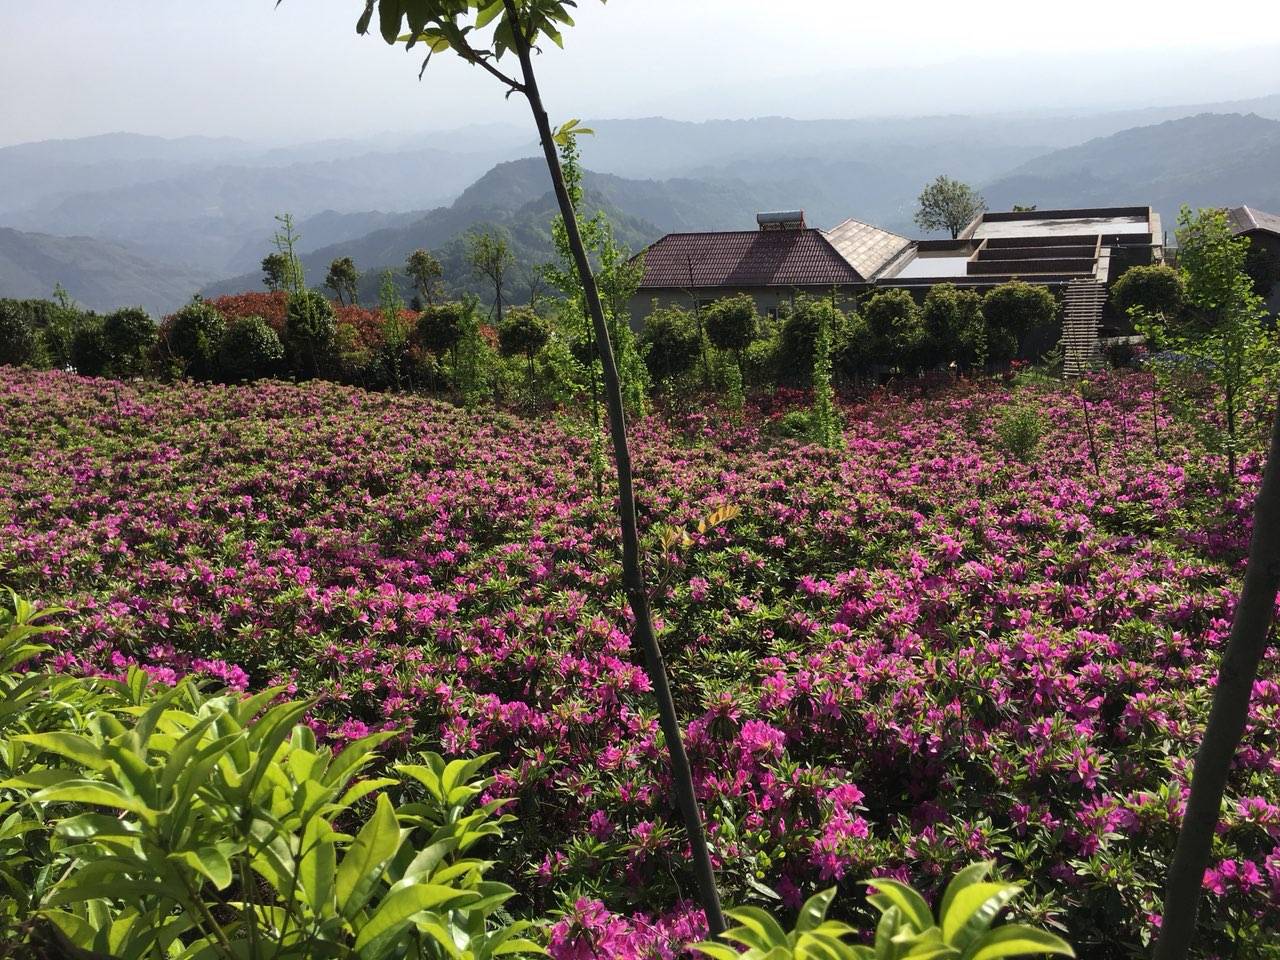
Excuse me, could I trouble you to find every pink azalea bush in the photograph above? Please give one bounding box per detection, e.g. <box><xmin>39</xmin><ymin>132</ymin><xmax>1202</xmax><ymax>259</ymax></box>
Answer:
<box><xmin>2</xmin><ymin>367</ymin><xmax>1277</xmax><ymax>957</ymax></box>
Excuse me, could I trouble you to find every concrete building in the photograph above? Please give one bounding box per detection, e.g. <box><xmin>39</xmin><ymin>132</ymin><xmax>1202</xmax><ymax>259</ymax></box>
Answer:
<box><xmin>629</xmin><ymin>205</ymin><xmax>1164</xmax><ymax>374</ymax></box>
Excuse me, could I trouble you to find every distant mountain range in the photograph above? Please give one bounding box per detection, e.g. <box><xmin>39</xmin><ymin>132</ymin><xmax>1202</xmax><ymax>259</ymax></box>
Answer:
<box><xmin>0</xmin><ymin>228</ymin><xmax>209</xmax><ymax>316</ymax></box>
<box><xmin>981</xmin><ymin>112</ymin><xmax>1280</xmax><ymax>234</ymax></box>
<box><xmin>2</xmin><ymin>95</ymin><xmax>1280</xmax><ymax>315</ymax></box>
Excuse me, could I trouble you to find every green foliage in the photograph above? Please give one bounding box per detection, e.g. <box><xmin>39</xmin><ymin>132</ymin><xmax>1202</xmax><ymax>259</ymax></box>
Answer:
<box><xmin>723</xmin><ymin>356</ymin><xmax>746</xmax><ymax>422</ymax></box>
<box><xmin>640</xmin><ymin>305</ymin><xmax>701</xmax><ymax>383</ymax></box>
<box><xmin>284</xmin><ymin>290</ymin><xmax>337</xmax><ymax>379</ymax></box>
<box><xmin>271</xmin><ymin>214</ymin><xmax>306</xmax><ymax>296</ymax></box>
<box><xmin>779</xmin><ymin>298</ymin><xmax>839</xmax><ymax>385</ymax></box>
<box><xmin>1110</xmin><ymin>265</ymin><xmax>1184</xmax><ymax>327</ymax></box>
<box><xmin>811</xmin><ymin>306</ymin><xmax>842</xmax><ymax>449</ymax></box>
<box><xmin>168</xmin><ymin>301</ymin><xmax>228</xmax><ymax>381</ymax></box>
<box><xmin>914</xmin><ymin>175</ymin><xmax>987</xmax><ymax>239</ymax></box>
<box><xmin>704</xmin><ymin>295</ymin><xmax>759</xmax><ymax>355</ymax></box>
<box><xmin>5</xmin><ymin>289</ymin><xmax>94</xmax><ymax>371</ymax></box>
<box><xmin>864</xmin><ymin>288</ymin><xmax>926</xmax><ymax>371</ymax></box>
<box><xmin>694</xmin><ymin>863</ymin><xmax>1073</xmax><ymax>960</ymax></box>
<box><xmin>995</xmin><ymin>400</ymin><xmax>1048</xmax><ymax>462</ymax></box>
<box><xmin>542</xmin><ymin>133</ymin><xmax>648</xmax><ymax>416</ymax></box>
<box><xmin>374</xmin><ymin>271</ymin><xmax>415</xmax><ymax>391</ymax></box>
<box><xmin>0</xmin><ymin>301</ymin><xmax>38</xmax><ymax>368</ymax></box>
<box><xmin>418</xmin><ymin>301</ymin><xmax>470</xmax><ymax>356</ymax></box>
<box><xmin>983</xmin><ymin>282</ymin><xmax>1056</xmax><ymax>361</ymax></box>
<box><xmin>261</xmin><ymin>252</ymin><xmax>289</xmax><ymax>293</ymax></box>
<box><xmin>406</xmin><ymin>249</ymin><xmax>444</xmax><ymax>308</ymax></box>
<box><xmin>218</xmin><ymin>316</ymin><xmax>285</xmax><ymax>383</ymax></box>
<box><xmin>102</xmin><ymin>307</ymin><xmax>157</xmax><ymax>377</ymax></box>
<box><xmin>325</xmin><ymin>256</ymin><xmax>362</xmax><ymax>307</ymax></box>
<box><xmin>467</xmin><ymin>229</ymin><xmax>515</xmax><ymax>322</ymax></box>
<box><xmin>498</xmin><ymin>306</ymin><xmax>552</xmax><ymax>361</ymax></box>
<box><xmin>450</xmin><ymin>297</ymin><xmax>501</xmax><ymax>407</ymax></box>
<box><xmin>923</xmin><ymin>283</ymin><xmax>986</xmax><ymax>370</ymax></box>
<box><xmin>1137</xmin><ymin>206</ymin><xmax>1278</xmax><ymax>482</ymax></box>
<box><xmin>69</xmin><ymin>318</ymin><xmax>112</xmax><ymax>378</ymax></box>
<box><xmin>0</xmin><ymin>589</ymin><xmax>541</xmax><ymax>960</ymax></box>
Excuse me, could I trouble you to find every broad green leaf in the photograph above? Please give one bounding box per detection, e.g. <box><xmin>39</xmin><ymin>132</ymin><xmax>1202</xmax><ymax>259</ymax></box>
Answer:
<box><xmin>55</xmin><ymin>812</ymin><xmax>141</xmax><ymax>840</ymax></box>
<box><xmin>300</xmin><ymin>815</ymin><xmax>337</xmax><ymax>914</ymax></box>
<box><xmin>354</xmin><ymin>882</ymin><xmax>479</xmax><ymax>953</ymax></box>
<box><xmin>796</xmin><ymin>887</ymin><xmax>838</xmax><ymax>932</ymax></box>
<box><xmin>171</xmin><ymin>846</ymin><xmax>234</xmax><ymax>890</ymax></box>
<box><xmin>725</xmin><ymin>906</ymin><xmax>791</xmax><ymax>951</ymax></box>
<box><xmin>867</xmin><ymin>879</ymin><xmax>934</xmax><ymax>934</ymax></box>
<box><xmin>380</xmin><ymin>0</ymin><xmax>404</xmax><ymax>43</ymax></box>
<box><xmin>938</xmin><ymin>863</ymin><xmax>992</xmax><ymax>928</ymax></box>
<box><xmin>966</xmin><ymin>925</ymin><xmax>1074</xmax><ymax>960</ymax></box>
<box><xmin>34</xmin><ymin>781</ymin><xmax>156</xmax><ymax>821</ymax></box>
<box><xmin>337</xmin><ymin>792</ymin><xmax>401</xmax><ymax>917</ymax></box>
<box><xmin>16</xmin><ymin>732</ymin><xmax>107</xmax><ymax>770</ymax></box>
<box><xmin>941</xmin><ymin>884</ymin><xmax>1020</xmax><ymax>948</ymax></box>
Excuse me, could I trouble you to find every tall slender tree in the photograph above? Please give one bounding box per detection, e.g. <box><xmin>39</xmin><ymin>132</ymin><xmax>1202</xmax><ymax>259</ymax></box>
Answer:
<box><xmin>261</xmin><ymin>252</ymin><xmax>288</xmax><ymax>292</ymax></box>
<box><xmin>325</xmin><ymin>256</ymin><xmax>361</xmax><ymax>306</ymax></box>
<box><xmin>466</xmin><ymin>228</ymin><xmax>514</xmax><ymax>324</ymax></box>
<box><xmin>406</xmin><ymin>248</ymin><xmax>444</xmax><ymax>306</ymax></box>
<box><xmin>340</xmin><ymin>0</ymin><xmax>726</xmax><ymax>933</ymax></box>
<box><xmin>270</xmin><ymin>213</ymin><xmax>305</xmax><ymax>295</ymax></box>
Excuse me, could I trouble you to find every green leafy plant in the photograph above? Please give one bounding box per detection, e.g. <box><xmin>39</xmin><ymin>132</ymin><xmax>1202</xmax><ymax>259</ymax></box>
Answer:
<box><xmin>168</xmin><ymin>301</ymin><xmax>228</xmax><ymax>381</ymax></box>
<box><xmin>694</xmin><ymin>863</ymin><xmax>1074</xmax><ymax>960</ymax></box>
<box><xmin>811</xmin><ymin>305</ymin><xmax>842</xmax><ymax>449</ymax></box>
<box><xmin>218</xmin><ymin>316</ymin><xmax>285</xmax><ymax>382</ymax></box>
<box><xmin>0</xmin><ymin>302</ymin><xmax>39</xmax><ymax>368</ymax></box>
<box><xmin>2</xmin><ymin>673</ymin><xmax>539</xmax><ymax>959</ymax></box>
<box><xmin>284</xmin><ymin>289</ymin><xmax>338</xmax><ymax>380</ymax></box>
<box><xmin>994</xmin><ymin>402</ymin><xmax>1047</xmax><ymax>463</ymax></box>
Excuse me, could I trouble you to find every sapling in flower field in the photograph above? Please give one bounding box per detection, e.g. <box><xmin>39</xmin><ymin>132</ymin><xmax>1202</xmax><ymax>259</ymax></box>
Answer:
<box><xmin>1136</xmin><ymin>206</ymin><xmax>1279</xmax><ymax>487</ymax></box>
<box><xmin>335</xmin><ymin>0</ymin><xmax>726</xmax><ymax>932</ymax></box>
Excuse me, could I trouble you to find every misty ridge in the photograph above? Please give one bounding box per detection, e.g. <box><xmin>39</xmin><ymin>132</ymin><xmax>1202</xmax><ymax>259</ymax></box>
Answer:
<box><xmin>1</xmin><ymin>91</ymin><xmax>1279</xmax><ymax>315</ymax></box>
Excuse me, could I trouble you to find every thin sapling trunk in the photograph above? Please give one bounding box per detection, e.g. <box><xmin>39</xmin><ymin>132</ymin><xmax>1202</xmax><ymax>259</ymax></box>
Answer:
<box><xmin>502</xmin><ymin>0</ymin><xmax>726</xmax><ymax>935</ymax></box>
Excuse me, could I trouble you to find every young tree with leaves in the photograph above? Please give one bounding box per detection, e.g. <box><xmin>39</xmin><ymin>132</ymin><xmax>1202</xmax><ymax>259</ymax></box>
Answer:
<box><xmin>261</xmin><ymin>252</ymin><xmax>289</xmax><ymax>292</ymax></box>
<box><xmin>324</xmin><ymin>256</ymin><xmax>361</xmax><ymax>306</ymax></box>
<box><xmin>466</xmin><ymin>228</ymin><xmax>514</xmax><ymax>324</ymax></box>
<box><xmin>406</xmin><ymin>248</ymin><xmax>444</xmax><ymax>306</ymax></box>
<box><xmin>1136</xmin><ymin>207</ymin><xmax>1276</xmax><ymax>483</ymax></box>
<box><xmin>914</xmin><ymin>175</ymin><xmax>987</xmax><ymax>239</ymax></box>
<box><xmin>270</xmin><ymin>214</ymin><xmax>306</xmax><ymax>295</ymax></box>
<box><xmin>346</xmin><ymin>0</ymin><xmax>725</xmax><ymax>932</ymax></box>
<box><xmin>542</xmin><ymin>132</ymin><xmax>648</xmax><ymax>417</ymax></box>
<box><xmin>497</xmin><ymin>305</ymin><xmax>551</xmax><ymax>386</ymax></box>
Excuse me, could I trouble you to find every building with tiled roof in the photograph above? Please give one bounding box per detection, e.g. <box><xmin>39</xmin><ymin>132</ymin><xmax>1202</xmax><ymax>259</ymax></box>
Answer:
<box><xmin>1227</xmin><ymin>205</ymin><xmax>1280</xmax><ymax>314</ymax></box>
<box><xmin>1228</xmin><ymin>205</ymin><xmax>1280</xmax><ymax>238</ymax></box>
<box><xmin>628</xmin><ymin>205</ymin><xmax>1168</xmax><ymax>370</ymax></box>
<box><xmin>823</xmin><ymin>218</ymin><xmax>914</xmax><ymax>281</ymax></box>
<box><xmin>627</xmin><ymin>212</ymin><xmax>868</xmax><ymax>324</ymax></box>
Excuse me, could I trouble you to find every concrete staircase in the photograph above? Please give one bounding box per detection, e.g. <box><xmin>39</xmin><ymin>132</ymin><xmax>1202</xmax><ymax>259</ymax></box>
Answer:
<box><xmin>1063</xmin><ymin>279</ymin><xmax>1107</xmax><ymax>376</ymax></box>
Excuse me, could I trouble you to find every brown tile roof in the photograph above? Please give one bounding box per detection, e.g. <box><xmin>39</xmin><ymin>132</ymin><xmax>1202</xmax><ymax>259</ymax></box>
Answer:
<box><xmin>823</xmin><ymin>218</ymin><xmax>913</xmax><ymax>280</ymax></box>
<box><xmin>636</xmin><ymin>229</ymin><xmax>865</xmax><ymax>289</ymax></box>
<box><xmin>1227</xmin><ymin>205</ymin><xmax>1280</xmax><ymax>237</ymax></box>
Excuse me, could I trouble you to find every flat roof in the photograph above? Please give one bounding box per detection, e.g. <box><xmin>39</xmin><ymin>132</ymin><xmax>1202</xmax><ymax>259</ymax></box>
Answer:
<box><xmin>891</xmin><ymin>255</ymin><xmax>972</xmax><ymax>279</ymax></box>
<box><xmin>974</xmin><ymin>214</ymin><xmax>1151</xmax><ymax>240</ymax></box>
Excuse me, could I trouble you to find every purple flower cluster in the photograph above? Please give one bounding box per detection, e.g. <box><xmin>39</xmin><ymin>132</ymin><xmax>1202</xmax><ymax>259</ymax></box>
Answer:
<box><xmin>3</xmin><ymin>368</ymin><xmax>1277</xmax><ymax>957</ymax></box>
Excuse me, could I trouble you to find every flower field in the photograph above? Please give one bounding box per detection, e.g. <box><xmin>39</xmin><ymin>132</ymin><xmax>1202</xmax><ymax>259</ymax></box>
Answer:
<box><xmin>2</xmin><ymin>366</ymin><xmax>1278</xmax><ymax>957</ymax></box>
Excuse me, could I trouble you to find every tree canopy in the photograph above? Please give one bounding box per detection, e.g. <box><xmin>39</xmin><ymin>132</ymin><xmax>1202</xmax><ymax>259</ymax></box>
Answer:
<box><xmin>914</xmin><ymin>175</ymin><xmax>987</xmax><ymax>239</ymax></box>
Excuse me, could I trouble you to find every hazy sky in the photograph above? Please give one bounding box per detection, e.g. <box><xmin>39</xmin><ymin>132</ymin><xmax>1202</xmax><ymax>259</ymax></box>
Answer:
<box><xmin>3</xmin><ymin>0</ymin><xmax>1279</xmax><ymax>146</ymax></box>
